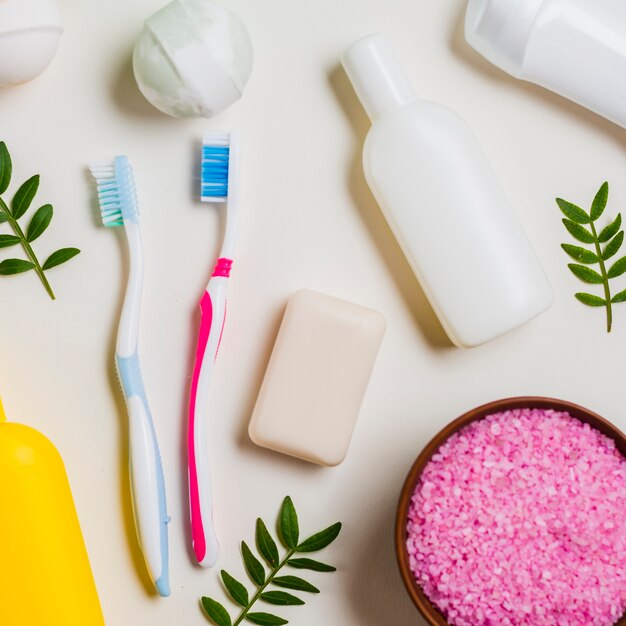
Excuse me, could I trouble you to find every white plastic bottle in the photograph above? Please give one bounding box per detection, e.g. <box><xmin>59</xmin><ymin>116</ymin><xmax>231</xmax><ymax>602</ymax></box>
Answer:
<box><xmin>465</xmin><ymin>0</ymin><xmax>626</xmax><ymax>128</ymax></box>
<box><xmin>341</xmin><ymin>34</ymin><xmax>552</xmax><ymax>348</ymax></box>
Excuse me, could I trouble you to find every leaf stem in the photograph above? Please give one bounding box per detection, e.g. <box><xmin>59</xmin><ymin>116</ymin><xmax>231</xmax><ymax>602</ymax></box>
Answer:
<box><xmin>589</xmin><ymin>220</ymin><xmax>611</xmax><ymax>332</ymax></box>
<box><xmin>233</xmin><ymin>550</ymin><xmax>295</xmax><ymax>626</ymax></box>
<box><xmin>0</xmin><ymin>197</ymin><xmax>55</xmax><ymax>299</ymax></box>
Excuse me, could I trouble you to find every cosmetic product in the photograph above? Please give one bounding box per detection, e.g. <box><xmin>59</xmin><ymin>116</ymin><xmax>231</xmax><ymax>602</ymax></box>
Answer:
<box><xmin>406</xmin><ymin>406</ymin><xmax>626</xmax><ymax>626</ymax></box>
<box><xmin>465</xmin><ymin>0</ymin><xmax>626</xmax><ymax>129</ymax></box>
<box><xmin>249</xmin><ymin>290</ymin><xmax>386</xmax><ymax>467</ymax></box>
<box><xmin>133</xmin><ymin>0</ymin><xmax>253</xmax><ymax>119</ymax></box>
<box><xmin>89</xmin><ymin>157</ymin><xmax>170</xmax><ymax>597</ymax></box>
<box><xmin>187</xmin><ymin>131</ymin><xmax>240</xmax><ymax>568</ymax></box>
<box><xmin>341</xmin><ymin>34</ymin><xmax>552</xmax><ymax>348</ymax></box>
<box><xmin>0</xmin><ymin>0</ymin><xmax>63</xmax><ymax>87</ymax></box>
<box><xmin>0</xmin><ymin>398</ymin><xmax>105</xmax><ymax>625</ymax></box>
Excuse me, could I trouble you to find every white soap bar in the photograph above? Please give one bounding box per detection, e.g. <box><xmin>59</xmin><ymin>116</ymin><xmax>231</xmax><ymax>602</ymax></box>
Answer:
<box><xmin>249</xmin><ymin>290</ymin><xmax>386</xmax><ymax>466</ymax></box>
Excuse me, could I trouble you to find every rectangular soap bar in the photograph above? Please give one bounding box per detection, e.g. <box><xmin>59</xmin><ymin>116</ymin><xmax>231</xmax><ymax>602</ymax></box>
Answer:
<box><xmin>249</xmin><ymin>289</ymin><xmax>386</xmax><ymax>466</ymax></box>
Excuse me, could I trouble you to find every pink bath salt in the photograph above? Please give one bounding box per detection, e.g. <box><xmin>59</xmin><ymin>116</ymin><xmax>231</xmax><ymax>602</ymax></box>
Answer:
<box><xmin>406</xmin><ymin>408</ymin><xmax>626</xmax><ymax>626</ymax></box>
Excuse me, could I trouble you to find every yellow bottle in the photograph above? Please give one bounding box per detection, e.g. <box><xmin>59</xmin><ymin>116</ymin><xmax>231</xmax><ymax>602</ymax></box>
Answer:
<box><xmin>0</xmin><ymin>399</ymin><xmax>105</xmax><ymax>625</ymax></box>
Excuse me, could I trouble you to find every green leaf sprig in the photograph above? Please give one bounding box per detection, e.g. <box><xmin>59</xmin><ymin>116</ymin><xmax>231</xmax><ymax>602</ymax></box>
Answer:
<box><xmin>201</xmin><ymin>496</ymin><xmax>341</xmax><ymax>626</ymax></box>
<box><xmin>0</xmin><ymin>142</ymin><xmax>80</xmax><ymax>299</ymax></box>
<box><xmin>558</xmin><ymin>182</ymin><xmax>626</xmax><ymax>332</ymax></box>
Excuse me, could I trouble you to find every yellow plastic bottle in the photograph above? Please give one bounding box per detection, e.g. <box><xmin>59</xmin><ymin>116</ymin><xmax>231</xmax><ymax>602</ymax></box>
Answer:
<box><xmin>0</xmin><ymin>399</ymin><xmax>105</xmax><ymax>625</ymax></box>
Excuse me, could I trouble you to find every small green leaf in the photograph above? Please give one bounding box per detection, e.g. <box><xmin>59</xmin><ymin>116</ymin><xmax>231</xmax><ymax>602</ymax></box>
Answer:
<box><xmin>42</xmin><ymin>247</ymin><xmax>80</xmax><ymax>270</ymax></box>
<box><xmin>260</xmin><ymin>591</ymin><xmax>304</xmax><ymax>606</ymax></box>
<box><xmin>608</xmin><ymin>256</ymin><xmax>626</xmax><ymax>279</ymax></box>
<box><xmin>26</xmin><ymin>204</ymin><xmax>53</xmax><ymax>242</ymax></box>
<box><xmin>242</xmin><ymin>541</ymin><xmax>265</xmax><ymax>586</ymax></box>
<box><xmin>279</xmin><ymin>497</ymin><xmax>299</xmax><ymax>549</ymax></box>
<box><xmin>562</xmin><ymin>219</ymin><xmax>595</xmax><ymax>244</ymax></box>
<box><xmin>220</xmin><ymin>570</ymin><xmax>249</xmax><ymax>607</ymax></box>
<box><xmin>557</xmin><ymin>198</ymin><xmax>590</xmax><ymax>224</ymax></box>
<box><xmin>0</xmin><ymin>152</ymin><xmax>78</xmax><ymax>299</ymax></box>
<box><xmin>612</xmin><ymin>289</ymin><xmax>626</xmax><ymax>303</ymax></box>
<box><xmin>575</xmin><ymin>293</ymin><xmax>606</xmax><ymax>307</ymax></box>
<box><xmin>568</xmin><ymin>264</ymin><xmax>604</xmax><ymax>284</ymax></box>
<box><xmin>560</xmin><ymin>243</ymin><xmax>598</xmax><ymax>264</ymax></box>
<box><xmin>256</xmin><ymin>518</ymin><xmax>280</xmax><ymax>567</ymax></box>
<box><xmin>246</xmin><ymin>612</ymin><xmax>288</xmax><ymax>625</ymax></box>
<box><xmin>201</xmin><ymin>597</ymin><xmax>232</xmax><ymax>626</ymax></box>
<box><xmin>0</xmin><ymin>234</ymin><xmax>21</xmax><ymax>248</ymax></box>
<box><xmin>287</xmin><ymin>558</ymin><xmax>336</xmax><ymax>572</ymax></box>
<box><xmin>0</xmin><ymin>142</ymin><xmax>12</xmax><ymax>195</ymax></box>
<box><xmin>0</xmin><ymin>258</ymin><xmax>34</xmax><ymax>274</ymax></box>
<box><xmin>603</xmin><ymin>231</ymin><xmax>624</xmax><ymax>261</ymax></box>
<box><xmin>591</xmin><ymin>182</ymin><xmax>609</xmax><ymax>221</ymax></box>
<box><xmin>598</xmin><ymin>213</ymin><xmax>622</xmax><ymax>243</ymax></box>
<box><xmin>273</xmin><ymin>576</ymin><xmax>319</xmax><ymax>593</ymax></box>
<box><xmin>296</xmin><ymin>523</ymin><xmax>342</xmax><ymax>553</ymax></box>
<box><xmin>11</xmin><ymin>174</ymin><xmax>39</xmax><ymax>219</ymax></box>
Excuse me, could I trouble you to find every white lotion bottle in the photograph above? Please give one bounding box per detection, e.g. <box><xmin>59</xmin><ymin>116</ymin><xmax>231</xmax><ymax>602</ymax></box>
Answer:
<box><xmin>341</xmin><ymin>35</ymin><xmax>552</xmax><ymax>348</ymax></box>
<box><xmin>465</xmin><ymin>0</ymin><xmax>626</xmax><ymax>128</ymax></box>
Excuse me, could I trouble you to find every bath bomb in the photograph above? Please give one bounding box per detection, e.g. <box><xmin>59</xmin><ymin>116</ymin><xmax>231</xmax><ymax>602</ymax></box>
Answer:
<box><xmin>133</xmin><ymin>0</ymin><xmax>253</xmax><ymax>118</ymax></box>
<box><xmin>0</xmin><ymin>0</ymin><xmax>63</xmax><ymax>87</ymax></box>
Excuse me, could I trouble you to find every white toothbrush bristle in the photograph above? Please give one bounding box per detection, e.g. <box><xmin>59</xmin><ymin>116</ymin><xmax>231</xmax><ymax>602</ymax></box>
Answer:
<box><xmin>202</xmin><ymin>132</ymin><xmax>230</xmax><ymax>146</ymax></box>
<box><xmin>89</xmin><ymin>156</ymin><xmax>139</xmax><ymax>227</ymax></box>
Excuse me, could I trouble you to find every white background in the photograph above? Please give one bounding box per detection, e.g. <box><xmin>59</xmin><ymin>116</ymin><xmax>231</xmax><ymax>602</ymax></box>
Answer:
<box><xmin>2</xmin><ymin>0</ymin><xmax>626</xmax><ymax>624</ymax></box>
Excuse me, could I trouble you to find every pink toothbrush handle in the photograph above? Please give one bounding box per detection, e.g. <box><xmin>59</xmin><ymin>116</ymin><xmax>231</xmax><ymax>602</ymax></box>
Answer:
<box><xmin>188</xmin><ymin>258</ymin><xmax>232</xmax><ymax>567</ymax></box>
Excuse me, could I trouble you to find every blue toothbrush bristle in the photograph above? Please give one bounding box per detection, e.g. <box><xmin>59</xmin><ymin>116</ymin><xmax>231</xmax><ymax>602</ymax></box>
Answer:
<box><xmin>89</xmin><ymin>156</ymin><xmax>139</xmax><ymax>227</ymax></box>
<box><xmin>201</xmin><ymin>134</ymin><xmax>230</xmax><ymax>202</ymax></box>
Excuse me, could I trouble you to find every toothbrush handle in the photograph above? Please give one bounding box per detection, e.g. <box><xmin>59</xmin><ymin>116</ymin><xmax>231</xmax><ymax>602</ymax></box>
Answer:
<box><xmin>188</xmin><ymin>260</ymin><xmax>231</xmax><ymax>568</ymax></box>
<box><xmin>117</xmin><ymin>354</ymin><xmax>170</xmax><ymax>597</ymax></box>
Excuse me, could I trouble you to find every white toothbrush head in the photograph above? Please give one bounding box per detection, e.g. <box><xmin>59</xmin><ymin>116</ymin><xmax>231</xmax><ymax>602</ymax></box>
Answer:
<box><xmin>89</xmin><ymin>156</ymin><xmax>139</xmax><ymax>226</ymax></box>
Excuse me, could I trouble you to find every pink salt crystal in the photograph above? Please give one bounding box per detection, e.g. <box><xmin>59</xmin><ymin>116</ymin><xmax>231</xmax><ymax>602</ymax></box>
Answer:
<box><xmin>406</xmin><ymin>408</ymin><xmax>626</xmax><ymax>626</ymax></box>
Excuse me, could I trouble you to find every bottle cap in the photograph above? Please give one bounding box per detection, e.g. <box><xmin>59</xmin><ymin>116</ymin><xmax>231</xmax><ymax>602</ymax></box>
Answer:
<box><xmin>465</xmin><ymin>0</ymin><xmax>544</xmax><ymax>76</ymax></box>
<box><xmin>341</xmin><ymin>34</ymin><xmax>416</xmax><ymax>120</ymax></box>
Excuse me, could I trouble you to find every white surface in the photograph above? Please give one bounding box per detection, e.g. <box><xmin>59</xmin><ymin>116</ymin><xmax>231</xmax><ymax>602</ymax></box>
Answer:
<box><xmin>1</xmin><ymin>1</ymin><xmax>626</xmax><ymax>625</ymax></box>
<box><xmin>466</xmin><ymin>0</ymin><xmax>626</xmax><ymax>129</ymax></box>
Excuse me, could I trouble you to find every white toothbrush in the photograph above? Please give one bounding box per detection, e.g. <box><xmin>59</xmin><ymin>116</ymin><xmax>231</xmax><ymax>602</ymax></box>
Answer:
<box><xmin>89</xmin><ymin>156</ymin><xmax>170</xmax><ymax>596</ymax></box>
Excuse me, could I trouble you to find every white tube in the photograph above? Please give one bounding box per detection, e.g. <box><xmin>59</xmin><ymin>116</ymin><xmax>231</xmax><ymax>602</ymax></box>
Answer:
<box><xmin>466</xmin><ymin>0</ymin><xmax>626</xmax><ymax>128</ymax></box>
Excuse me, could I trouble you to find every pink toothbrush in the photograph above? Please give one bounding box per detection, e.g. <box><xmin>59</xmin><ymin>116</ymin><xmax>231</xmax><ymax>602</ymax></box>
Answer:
<box><xmin>188</xmin><ymin>131</ymin><xmax>239</xmax><ymax>567</ymax></box>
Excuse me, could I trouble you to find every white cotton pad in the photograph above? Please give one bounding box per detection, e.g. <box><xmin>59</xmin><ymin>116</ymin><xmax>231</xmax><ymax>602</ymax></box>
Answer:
<box><xmin>132</xmin><ymin>0</ymin><xmax>253</xmax><ymax>119</ymax></box>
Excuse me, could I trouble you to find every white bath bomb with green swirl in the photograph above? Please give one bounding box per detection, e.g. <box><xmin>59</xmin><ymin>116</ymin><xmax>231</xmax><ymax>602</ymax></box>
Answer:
<box><xmin>133</xmin><ymin>0</ymin><xmax>253</xmax><ymax>118</ymax></box>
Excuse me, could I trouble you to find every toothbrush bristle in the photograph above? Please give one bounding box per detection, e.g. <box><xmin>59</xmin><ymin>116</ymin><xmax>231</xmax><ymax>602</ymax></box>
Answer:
<box><xmin>89</xmin><ymin>156</ymin><xmax>139</xmax><ymax>227</ymax></box>
<box><xmin>201</xmin><ymin>132</ymin><xmax>230</xmax><ymax>203</ymax></box>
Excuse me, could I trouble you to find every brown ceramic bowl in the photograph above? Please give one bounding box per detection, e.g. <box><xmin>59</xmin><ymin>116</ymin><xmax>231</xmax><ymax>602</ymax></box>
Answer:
<box><xmin>395</xmin><ymin>396</ymin><xmax>626</xmax><ymax>626</ymax></box>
